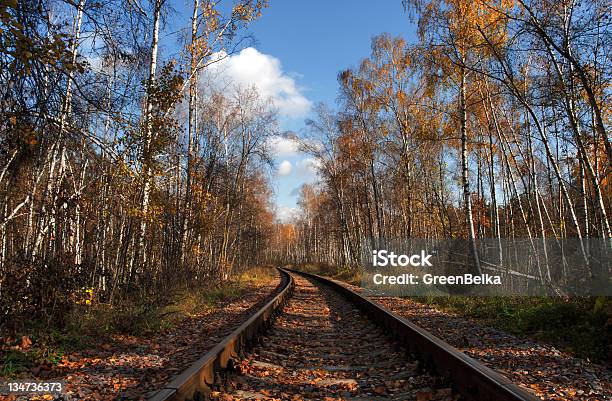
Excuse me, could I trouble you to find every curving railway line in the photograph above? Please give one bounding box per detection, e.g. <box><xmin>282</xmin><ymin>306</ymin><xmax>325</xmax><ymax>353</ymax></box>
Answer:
<box><xmin>148</xmin><ymin>268</ymin><xmax>539</xmax><ymax>401</ymax></box>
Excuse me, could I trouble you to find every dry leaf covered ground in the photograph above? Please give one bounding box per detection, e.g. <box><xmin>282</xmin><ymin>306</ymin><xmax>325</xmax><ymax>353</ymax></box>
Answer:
<box><xmin>3</xmin><ymin>270</ymin><xmax>609</xmax><ymax>401</ymax></box>
<box><xmin>332</xmin><ymin>279</ymin><xmax>611</xmax><ymax>401</ymax></box>
<box><xmin>1</xmin><ymin>269</ymin><xmax>283</xmax><ymax>401</ymax></box>
<box><xmin>210</xmin><ymin>274</ymin><xmax>460</xmax><ymax>401</ymax></box>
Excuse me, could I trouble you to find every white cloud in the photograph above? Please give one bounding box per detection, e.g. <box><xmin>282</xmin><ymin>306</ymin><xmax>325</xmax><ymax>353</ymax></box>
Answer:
<box><xmin>276</xmin><ymin>206</ymin><xmax>299</xmax><ymax>223</ymax></box>
<box><xmin>208</xmin><ymin>48</ymin><xmax>311</xmax><ymax>118</ymax></box>
<box><xmin>295</xmin><ymin>157</ymin><xmax>321</xmax><ymax>181</ymax></box>
<box><xmin>266</xmin><ymin>135</ymin><xmax>300</xmax><ymax>157</ymax></box>
<box><xmin>278</xmin><ymin>160</ymin><xmax>293</xmax><ymax>176</ymax></box>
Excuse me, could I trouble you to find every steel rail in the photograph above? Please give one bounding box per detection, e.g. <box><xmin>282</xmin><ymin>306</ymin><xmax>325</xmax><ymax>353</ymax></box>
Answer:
<box><xmin>288</xmin><ymin>268</ymin><xmax>540</xmax><ymax>401</ymax></box>
<box><xmin>148</xmin><ymin>268</ymin><xmax>294</xmax><ymax>401</ymax></box>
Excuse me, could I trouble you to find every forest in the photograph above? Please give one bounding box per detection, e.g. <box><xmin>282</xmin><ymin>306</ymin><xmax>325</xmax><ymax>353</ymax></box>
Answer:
<box><xmin>0</xmin><ymin>0</ymin><xmax>278</xmax><ymax>328</ymax></box>
<box><xmin>0</xmin><ymin>0</ymin><xmax>610</xmax><ymax>371</ymax></box>
<box><xmin>283</xmin><ymin>0</ymin><xmax>611</xmax><ymax>273</ymax></box>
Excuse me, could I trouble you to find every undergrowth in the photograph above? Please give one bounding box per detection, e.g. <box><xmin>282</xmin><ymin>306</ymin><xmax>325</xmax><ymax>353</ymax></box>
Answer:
<box><xmin>0</xmin><ymin>265</ymin><xmax>278</xmax><ymax>378</ymax></box>
<box><xmin>416</xmin><ymin>295</ymin><xmax>611</xmax><ymax>363</ymax></box>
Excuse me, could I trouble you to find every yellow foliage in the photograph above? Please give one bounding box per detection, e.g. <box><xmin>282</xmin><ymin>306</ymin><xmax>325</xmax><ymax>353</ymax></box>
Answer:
<box><xmin>74</xmin><ymin>287</ymin><xmax>94</xmax><ymax>306</ymax></box>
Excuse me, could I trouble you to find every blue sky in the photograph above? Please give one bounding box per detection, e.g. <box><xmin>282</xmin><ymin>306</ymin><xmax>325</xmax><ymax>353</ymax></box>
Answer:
<box><xmin>248</xmin><ymin>1</ymin><xmax>417</xmax><ymax>111</ymax></box>
<box><xmin>164</xmin><ymin>0</ymin><xmax>418</xmax><ymax>221</ymax></box>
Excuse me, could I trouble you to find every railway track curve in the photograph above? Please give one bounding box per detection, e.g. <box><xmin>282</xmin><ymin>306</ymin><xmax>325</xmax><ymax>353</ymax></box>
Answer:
<box><xmin>148</xmin><ymin>268</ymin><xmax>539</xmax><ymax>401</ymax></box>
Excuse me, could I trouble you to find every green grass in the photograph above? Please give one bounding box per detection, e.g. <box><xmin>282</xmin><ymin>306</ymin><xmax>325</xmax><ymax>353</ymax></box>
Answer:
<box><xmin>2</xmin><ymin>350</ymin><xmax>30</xmax><ymax>377</ymax></box>
<box><xmin>1</xmin><ymin>343</ymin><xmax>65</xmax><ymax>378</ymax></box>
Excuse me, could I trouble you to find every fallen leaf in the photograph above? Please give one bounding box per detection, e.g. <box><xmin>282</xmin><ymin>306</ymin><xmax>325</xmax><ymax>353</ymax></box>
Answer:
<box><xmin>416</xmin><ymin>389</ymin><xmax>433</xmax><ymax>401</ymax></box>
<box><xmin>373</xmin><ymin>384</ymin><xmax>386</xmax><ymax>394</ymax></box>
<box><xmin>20</xmin><ymin>335</ymin><xmax>32</xmax><ymax>350</ymax></box>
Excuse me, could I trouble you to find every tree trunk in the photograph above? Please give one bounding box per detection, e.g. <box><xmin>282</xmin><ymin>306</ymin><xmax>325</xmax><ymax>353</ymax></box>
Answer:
<box><xmin>459</xmin><ymin>66</ymin><xmax>481</xmax><ymax>274</ymax></box>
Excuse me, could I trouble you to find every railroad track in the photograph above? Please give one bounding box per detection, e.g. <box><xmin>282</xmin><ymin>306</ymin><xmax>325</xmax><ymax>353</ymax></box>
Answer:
<box><xmin>149</xmin><ymin>268</ymin><xmax>539</xmax><ymax>401</ymax></box>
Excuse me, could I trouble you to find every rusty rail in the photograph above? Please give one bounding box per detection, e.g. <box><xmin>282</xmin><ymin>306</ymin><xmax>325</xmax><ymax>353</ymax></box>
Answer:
<box><xmin>148</xmin><ymin>268</ymin><xmax>294</xmax><ymax>401</ymax></box>
<box><xmin>149</xmin><ymin>267</ymin><xmax>539</xmax><ymax>401</ymax></box>
<box><xmin>288</xmin><ymin>268</ymin><xmax>539</xmax><ymax>401</ymax></box>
